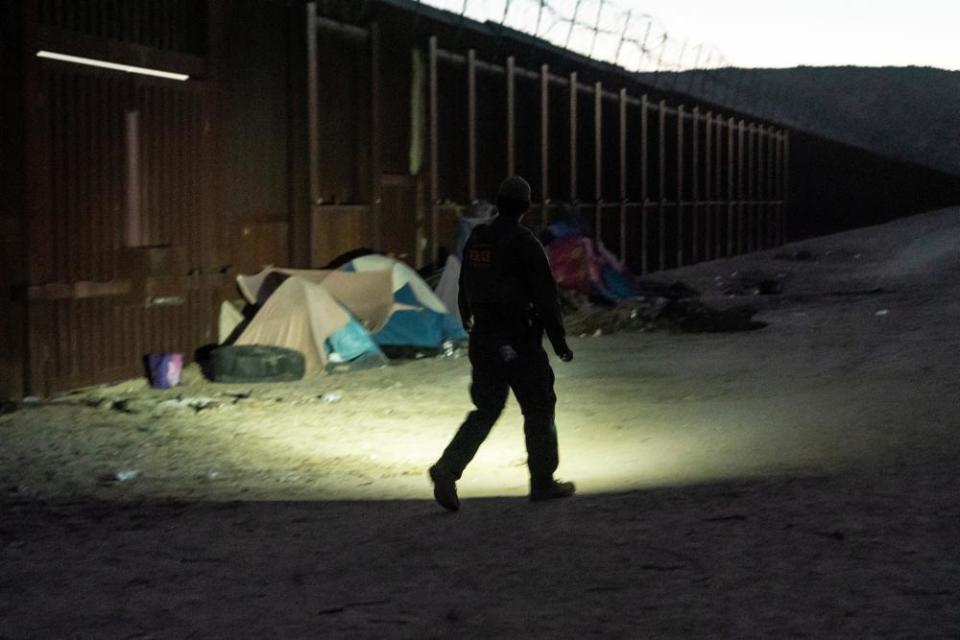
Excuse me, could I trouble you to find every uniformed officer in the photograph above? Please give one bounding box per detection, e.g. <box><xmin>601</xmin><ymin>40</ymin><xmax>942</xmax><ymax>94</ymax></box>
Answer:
<box><xmin>429</xmin><ymin>176</ymin><xmax>575</xmax><ymax>511</ymax></box>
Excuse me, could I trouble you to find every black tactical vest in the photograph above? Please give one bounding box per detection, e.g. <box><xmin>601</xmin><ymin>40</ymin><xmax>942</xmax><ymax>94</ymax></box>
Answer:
<box><xmin>462</xmin><ymin>222</ymin><xmax>532</xmax><ymax>336</ymax></box>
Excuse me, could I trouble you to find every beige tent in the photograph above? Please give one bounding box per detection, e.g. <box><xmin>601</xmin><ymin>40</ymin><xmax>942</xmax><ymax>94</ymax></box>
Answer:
<box><xmin>234</xmin><ymin>276</ymin><xmax>353</xmax><ymax>374</ymax></box>
<box><xmin>236</xmin><ymin>267</ymin><xmax>399</xmax><ymax>332</ymax></box>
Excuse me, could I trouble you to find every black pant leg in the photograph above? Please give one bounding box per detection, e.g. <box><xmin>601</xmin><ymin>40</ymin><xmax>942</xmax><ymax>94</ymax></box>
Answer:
<box><xmin>509</xmin><ymin>347</ymin><xmax>559</xmax><ymax>482</ymax></box>
<box><xmin>438</xmin><ymin>345</ymin><xmax>509</xmax><ymax>480</ymax></box>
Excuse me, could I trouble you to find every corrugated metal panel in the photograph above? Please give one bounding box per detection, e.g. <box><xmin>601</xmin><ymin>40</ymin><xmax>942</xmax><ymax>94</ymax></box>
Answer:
<box><xmin>35</xmin><ymin>62</ymin><xmax>216</xmax><ymax>281</ymax></box>
<box><xmin>38</xmin><ymin>0</ymin><xmax>207</xmax><ymax>55</ymax></box>
<box><xmin>135</xmin><ymin>77</ymin><xmax>210</xmax><ymax>260</ymax></box>
<box><xmin>27</xmin><ymin>57</ymin><xmax>222</xmax><ymax>394</ymax></box>
<box><xmin>1</xmin><ymin>2</ymin><xmax>27</xmax><ymax>398</ymax></box>
<box><xmin>40</xmin><ymin>62</ymin><xmax>127</xmax><ymax>283</ymax></box>
<box><xmin>32</xmin><ymin>290</ymin><xmax>220</xmax><ymax>393</ymax></box>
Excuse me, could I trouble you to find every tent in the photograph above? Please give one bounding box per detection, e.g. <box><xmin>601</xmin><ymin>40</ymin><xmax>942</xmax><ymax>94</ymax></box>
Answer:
<box><xmin>238</xmin><ymin>267</ymin><xmax>398</xmax><ymax>332</ymax></box>
<box><xmin>233</xmin><ymin>275</ymin><xmax>385</xmax><ymax>374</ymax></box>
<box><xmin>543</xmin><ymin>218</ymin><xmax>642</xmax><ymax>303</ymax></box>
<box><xmin>339</xmin><ymin>255</ymin><xmax>467</xmax><ymax>349</ymax></box>
<box><xmin>230</xmin><ymin>258</ymin><xmax>466</xmax><ymax>372</ymax></box>
<box><xmin>435</xmin><ymin>254</ymin><xmax>462</xmax><ymax>326</ymax></box>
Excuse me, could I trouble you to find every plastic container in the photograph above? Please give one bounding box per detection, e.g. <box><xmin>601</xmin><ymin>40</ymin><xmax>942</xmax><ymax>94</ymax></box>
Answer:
<box><xmin>147</xmin><ymin>352</ymin><xmax>183</xmax><ymax>389</ymax></box>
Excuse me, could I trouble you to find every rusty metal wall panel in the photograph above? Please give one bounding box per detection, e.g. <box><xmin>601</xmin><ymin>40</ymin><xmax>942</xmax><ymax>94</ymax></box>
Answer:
<box><xmin>231</xmin><ymin>221</ymin><xmax>290</xmax><ymax>277</ymax></box>
<box><xmin>27</xmin><ymin>55</ymin><xmax>221</xmax><ymax>394</ymax></box>
<box><xmin>314</xmin><ymin>32</ymin><xmax>371</xmax><ymax>206</ymax></box>
<box><xmin>1</xmin><ymin>2</ymin><xmax>27</xmax><ymax>398</ymax></box>
<box><xmin>37</xmin><ymin>61</ymin><xmax>128</xmax><ymax>284</ymax></box>
<box><xmin>35</xmin><ymin>62</ymin><xmax>215</xmax><ymax>282</ymax></box>
<box><xmin>380</xmin><ymin>176</ymin><xmax>418</xmax><ymax>263</ymax></box>
<box><xmin>134</xmin><ymin>78</ymin><xmax>211</xmax><ymax>263</ymax></box>
<box><xmin>38</xmin><ymin>0</ymin><xmax>207</xmax><ymax>54</ymax></box>
<box><xmin>32</xmin><ymin>290</ymin><xmax>220</xmax><ymax>393</ymax></box>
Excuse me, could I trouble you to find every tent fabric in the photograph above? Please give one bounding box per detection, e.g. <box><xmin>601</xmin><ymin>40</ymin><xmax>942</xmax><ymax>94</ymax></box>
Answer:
<box><xmin>339</xmin><ymin>255</ymin><xmax>467</xmax><ymax>347</ymax></box>
<box><xmin>340</xmin><ymin>254</ymin><xmax>447</xmax><ymax>313</ymax></box>
<box><xmin>435</xmin><ymin>254</ymin><xmax>462</xmax><ymax>326</ymax></box>
<box><xmin>235</xmin><ymin>255</ymin><xmax>465</xmax><ymax>368</ymax></box>
<box><xmin>373</xmin><ymin>283</ymin><xmax>466</xmax><ymax>347</ymax></box>
<box><xmin>548</xmin><ymin>236</ymin><xmax>603</xmax><ymax>295</ymax></box>
<box><xmin>543</xmin><ymin>222</ymin><xmax>641</xmax><ymax>303</ymax></box>
<box><xmin>234</xmin><ymin>276</ymin><xmax>384</xmax><ymax>374</ymax></box>
<box><xmin>238</xmin><ymin>267</ymin><xmax>398</xmax><ymax>332</ymax></box>
<box><xmin>218</xmin><ymin>300</ymin><xmax>245</xmax><ymax>344</ymax></box>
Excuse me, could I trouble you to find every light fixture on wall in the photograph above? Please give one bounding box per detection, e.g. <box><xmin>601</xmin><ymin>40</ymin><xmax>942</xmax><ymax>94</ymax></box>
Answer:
<box><xmin>36</xmin><ymin>50</ymin><xmax>190</xmax><ymax>81</ymax></box>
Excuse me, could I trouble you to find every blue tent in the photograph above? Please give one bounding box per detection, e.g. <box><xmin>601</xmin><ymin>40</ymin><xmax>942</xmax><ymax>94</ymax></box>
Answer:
<box><xmin>325</xmin><ymin>313</ymin><xmax>386</xmax><ymax>366</ymax></box>
<box><xmin>340</xmin><ymin>255</ymin><xmax>467</xmax><ymax>350</ymax></box>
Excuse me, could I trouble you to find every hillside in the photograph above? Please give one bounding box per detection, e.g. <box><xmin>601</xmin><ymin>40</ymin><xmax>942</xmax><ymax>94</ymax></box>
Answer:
<box><xmin>643</xmin><ymin>66</ymin><xmax>960</xmax><ymax>176</ymax></box>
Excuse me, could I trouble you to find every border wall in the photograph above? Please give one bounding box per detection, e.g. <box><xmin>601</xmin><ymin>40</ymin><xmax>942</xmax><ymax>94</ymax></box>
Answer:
<box><xmin>1</xmin><ymin>0</ymin><xmax>957</xmax><ymax>397</ymax></box>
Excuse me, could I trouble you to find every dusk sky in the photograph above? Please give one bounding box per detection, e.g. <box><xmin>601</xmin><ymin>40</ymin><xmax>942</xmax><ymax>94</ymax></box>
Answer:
<box><xmin>423</xmin><ymin>0</ymin><xmax>960</xmax><ymax>71</ymax></box>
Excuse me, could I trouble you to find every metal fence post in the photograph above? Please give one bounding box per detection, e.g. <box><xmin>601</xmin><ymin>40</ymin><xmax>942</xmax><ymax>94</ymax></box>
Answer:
<box><xmin>467</xmin><ymin>48</ymin><xmax>477</xmax><ymax>202</ymax></box>
<box><xmin>704</xmin><ymin>111</ymin><xmax>712</xmax><ymax>261</ymax></box>
<box><xmin>641</xmin><ymin>94</ymin><xmax>649</xmax><ymax>274</ymax></box>
<box><xmin>306</xmin><ymin>3</ymin><xmax>321</xmax><ymax>266</ymax></box>
<box><xmin>768</xmin><ymin>127</ymin><xmax>776</xmax><ymax>248</ymax></box>
<box><xmin>506</xmin><ymin>56</ymin><xmax>515</xmax><ymax>177</ymax></box>
<box><xmin>715</xmin><ymin>115</ymin><xmax>723</xmax><ymax>258</ymax></box>
<box><xmin>726</xmin><ymin>116</ymin><xmax>735</xmax><ymax>257</ymax></box>
<box><xmin>541</xmin><ymin>64</ymin><xmax>550</xmax><ymax>225</ymax></box>
<box><xmin>737</xmin><ymin>119</ymin><xmax>745</xmax><ymax>255</ymax></box>
<box><xmin>783</xmin><ymin>130</ymin><xmax>790</xmax><ymax>244</ymax></box>
<box><xmin>428</xmin><ymin>36</ymin><xmax>439</xmax><ymax>264</ymax></box>
<box><xmin>619</xmin><ymin>88</ymin><xmax>627</xmax><ymax>264</ymax></box>
<box><xmin>595</xmin><ymin>81</ymin><xmax>603</xmax><ymax>243</ymax></box>
<box><xmin>370</xmin><ymin>22</ymin><xmax>382</xmax><ymax>251</ymax></box>
<box><xmin>746</xmin><ymin>122</ymin><xmax>755</xmax><ymax>253</ymax></box>
<box><xmin>757</xmin><ymin>124</ymin><xmax>766</xmax><ymax>250</ymax></box>
<box><xmin>768</xmin><ymin>126</ymin><xmax>776</xmax><ymax>248</ymax></box>
<box><xmin>659</xmin><ymin>99</ymin><xmax>666</xmax><ymax>271</ymax></box>
<box><xmin>692</xmin><ymin>106</ymin><xmax>700</xmax><ymax>264</ymax></box>
<box><xmin>569</xmin><ymin>72</ymin><xmax>578</xmax><ymax>202</ymax></box>
<box><xmin>676</xmin><ymin>105</ymin><xmax>685</xmax><ymax>267</ymax></box>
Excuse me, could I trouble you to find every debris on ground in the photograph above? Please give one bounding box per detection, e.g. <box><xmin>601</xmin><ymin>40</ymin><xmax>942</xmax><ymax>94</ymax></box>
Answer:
<box><xmin>113</xmin><ymin>399</ymin><xmax>141</xmax><ymax>413</ymax></box>
<box><xmin>714</xmin><ymin>271</ymin><xmax>786</xmax><ymax>296</ymax></box>
<box><xmin>99</xmin><ymin>469</ymin><xmax>141</xmax><ymax>485</ymax></box>
<box><xmin>564</xmin><ymin>276</ymin><xmax>765</xmax><ymax>336</ymax></box>
<box><xmin>155</xmin><ymin>396</ymin><xmax>221</xmax><ymax>413</ymax></box>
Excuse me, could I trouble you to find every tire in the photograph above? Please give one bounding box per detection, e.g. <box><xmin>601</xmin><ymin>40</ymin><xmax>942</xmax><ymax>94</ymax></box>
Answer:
<box><xmin>204</xmin><ymin>345</ymin><xmax>305</xmax><ymax>383</ymax></box>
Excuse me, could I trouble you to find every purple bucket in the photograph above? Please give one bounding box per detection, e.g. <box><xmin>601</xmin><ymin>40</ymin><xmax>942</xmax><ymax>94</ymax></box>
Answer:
<box><xmin>147</xmin><ymin>352</ymin><xmax>183</xmax><ymax>389</ymax></box>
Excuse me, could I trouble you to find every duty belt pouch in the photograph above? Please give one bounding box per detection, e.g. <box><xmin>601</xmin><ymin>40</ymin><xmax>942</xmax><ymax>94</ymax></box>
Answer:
<box><xmin>497</xmin><ymin>308</ymin><xmax>539</xmax><ymax>364</ymax></box>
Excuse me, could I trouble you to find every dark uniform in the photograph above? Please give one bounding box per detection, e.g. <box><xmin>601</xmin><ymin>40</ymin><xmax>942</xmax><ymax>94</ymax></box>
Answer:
<box><xmin>436</xmin><ymin>214</ymin><xmax>569</xmax><ymax>486</ymax></box>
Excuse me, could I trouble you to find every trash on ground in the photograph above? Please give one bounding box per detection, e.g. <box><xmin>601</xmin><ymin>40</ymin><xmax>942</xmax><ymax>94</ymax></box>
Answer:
<box><xmin>109</xmin><ymin>399</ymin><xmax>137</xmax><ymax>414</ymax></box>
<box><xmin>715</xmin><ymin>271</ymin><xmax>786</xmax><ymax>296</ymax></box>
<box><xmin>99</xmin><ymin>468</ymin><xmax>141</xmax><ymax>484</ymax></box>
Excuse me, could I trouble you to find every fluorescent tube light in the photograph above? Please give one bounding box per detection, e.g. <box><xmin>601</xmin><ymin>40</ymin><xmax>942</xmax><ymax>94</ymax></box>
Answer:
<box><xmin>37</xmin><ymin>50</ymin><xmax>189</xmax><ymax>81</ymax></box>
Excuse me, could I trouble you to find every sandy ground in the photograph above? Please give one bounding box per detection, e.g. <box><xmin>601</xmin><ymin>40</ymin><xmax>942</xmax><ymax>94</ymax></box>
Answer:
<box><xmin>1</xmin><ymin>208</ymin><xmax>959</xmax><ymax>639</ymax></box>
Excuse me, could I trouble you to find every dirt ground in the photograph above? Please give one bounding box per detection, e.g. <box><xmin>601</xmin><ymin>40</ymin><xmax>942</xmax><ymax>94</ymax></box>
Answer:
<box><xmin>2</xmin><ymin>208</ymin><xmax>959</xmax><ymax>639</ymax></box>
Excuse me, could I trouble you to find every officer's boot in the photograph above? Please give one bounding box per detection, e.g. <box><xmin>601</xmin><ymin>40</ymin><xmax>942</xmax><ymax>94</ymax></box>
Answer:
<box><xmin>429</xmin><ymin>463</ymin><xmax>460</xmax><ymax>511</ymax></box>
<box><xmin>529</xmin><ymin>477</ymin><xmax>576</xmax><ymax>502</ymax></box>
